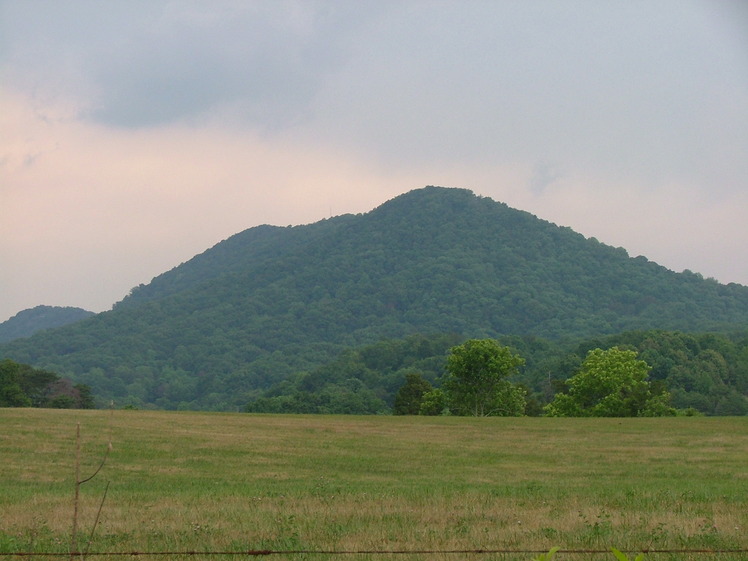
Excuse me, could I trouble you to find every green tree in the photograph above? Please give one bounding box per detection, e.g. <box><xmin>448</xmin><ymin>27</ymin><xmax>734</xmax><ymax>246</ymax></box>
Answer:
<box><xmin>0</xmin><ymin>360</ymin><xmax>31</xmax><ymax>407</ymax></box>
<box><xmin>419</xmin><ymin>388</ymin><xmax>448</xmax><ymax>415</ymax></box>
<box><xmin>545</xmin><ymin>347</ymin><xmax>675</xmax><ymax>417</ymax></box>
<box><xmin>7</xmin><ymin>360</ymin><xmax>58</xmax><ymax>406</ymax></box>
<box><xmin>442</xmin><ymin>339</ymin><xmax>526</xmax><ymax>416</ymax></box>
<box><xmin>0</xmin><ymin>359</ymin><xmax>96</xmax><ymax>409</ymax></box>
<box><xmin>74</xmin><ymin>384</ymin><xmax>96</xmax><ymax>409</ymax></box>
<box><xmin>0</xmin><ymin>359</ymin><xmax>56</xmax><ymax>407</ymax></box>
<box><xmin>393</xmin><ymin>373</ymin><xmax>433</xmax><ymax>415</ymax></box>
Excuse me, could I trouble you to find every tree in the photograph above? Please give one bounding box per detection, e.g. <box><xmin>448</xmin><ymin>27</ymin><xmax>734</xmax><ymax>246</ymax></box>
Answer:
<box><xmin>544</xmin><ymin>347</ymin><xmax>675</xmax><ymax>417</ymax></box>
<box><xmin>0</xmin><ymin>359</ymin><xmax>57</xmax><ymax>406</ymax></box>
<box><xmin>0</xmin><ymin>359</ymin><xmax>31</xmax><ymax>407</ymax></box>
<box><xmin>43</xmin><ymin>378</ymin><xmax>96</xmax><ymax>409</ymax></box>
<box><xmin>442</xmin><ymin>339</ymin><xmax>526</xmax><ymax>416</ymax></box>
<box><xmin>419</xmin><ymin>388</ymin><xmax>447</xmax><ymax>415</ymax></box>
<box><xmin>393</xmin><ymin>373</ymin><xmax>433</xmax><ymax>415</ymax></box>
<box><xmin>0</xmin><ymin>359</ymin><xmax>95</xmax><ymax>409</ymax></box>
<box><xmin>75</xmin><ymin>383</ymin><xmax>96</xmax><ymax>409</ymax></box>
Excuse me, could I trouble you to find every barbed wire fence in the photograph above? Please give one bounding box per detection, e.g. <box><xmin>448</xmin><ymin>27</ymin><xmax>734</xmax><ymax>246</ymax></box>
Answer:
<box><xmin>6</xmin><ymin>421</ymin><xmax>744</xmax><ymax>561</ymax></box>
<box><xmin>2</xmin><ymin>547</ymin><xmax>747</xmax><ymax>559</ymax></box>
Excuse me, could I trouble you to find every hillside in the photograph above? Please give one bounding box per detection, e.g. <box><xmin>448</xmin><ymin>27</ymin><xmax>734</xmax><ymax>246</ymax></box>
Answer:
<box><xmin>1</xmin><ymin>186</ymin><xmax>747</xmax><ymax>410</ymax></box>
<box><xmin>0</xmin><ymin>306</ymin><xmax>94</xmax><ymax>343</ymax></box>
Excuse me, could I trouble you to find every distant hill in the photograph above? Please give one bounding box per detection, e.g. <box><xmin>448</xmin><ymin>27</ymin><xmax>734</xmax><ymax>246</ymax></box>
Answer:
<box><xmin>1</xmin><ymin>186</ymin><xmax>747</xmax><ymax>410</ymax></box>
<box><xmin>0</xmin><ymin>306</ymin><xmax>94</xmax><ymax>343</ymax></box>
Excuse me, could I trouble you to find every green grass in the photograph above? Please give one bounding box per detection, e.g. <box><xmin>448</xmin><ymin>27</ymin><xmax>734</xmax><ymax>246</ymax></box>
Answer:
<box><xmin>1</xmin><ymin>409</ymin><xmax>746</xmax><ymax>561</ymax></box>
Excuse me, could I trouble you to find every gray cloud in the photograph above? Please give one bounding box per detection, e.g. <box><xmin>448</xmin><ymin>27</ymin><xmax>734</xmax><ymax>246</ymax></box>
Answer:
<box><xmin>86</xmin><ymin>3</ymin><xmax>344</xmax><ymax>127</ymax></box>
<box><xmin>529</xmin><ymin>161</ymin><xmax>564</xmax><ymax>195</ymax></box>
<box><xmin>1</xmin><ymin>1</ymin><xmax>386</xmax><ymax>128</ymax></box>
<box><xmin>5</xmin><ymin>1</ymin><xmax>746</xmax><ymax>171</ymax></box>
<box><xmin>1</xmin><ymin>0</ymin><xmax>747</xmax><ymax>320</ymax></box>
<box><xmin>306</xmin><ymin>1</ymin><xmax>748</xmax><ymax>190</ymax></box>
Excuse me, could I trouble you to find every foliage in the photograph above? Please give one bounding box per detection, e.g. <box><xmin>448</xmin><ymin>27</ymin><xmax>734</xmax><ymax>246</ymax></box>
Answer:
<box><xmin>245</xmin><ymin>334</ymin><xmax>459</xmax><ymax>414</ymax></box>
<box><xmin>547</xmin><ymin>330</ymin><xmax>748</xmax><ymax>416</ymax></box>
<box><xmin>0</xmin><ymin>359</ymin><xmax>94</xmax><ymax>408</ymax></box>
<box><xmin>610</xmin><ymin>547</ymin><xmax>645</xmax><ymax>561</ymax></box>
<box><xmin>545</xmin><ymin>347</ymin><xmax>675</xmax><ymax>417</ymax></box>
<box><xmin>2</xmin><ymin>187</ymin><xmax>748</xmax><ymax>411</ymax></box>
<box><xmin>247</xmin><ymin>380</ymin><xmax>389</xmax><ymax>415</ymax></box>
<box><xmin>393</xmin><ymin>373</ymin><xmax>433</xmax><ymax>415</ymax></box>
<box><xmin>419</xmin><ymin>388</ymin><xmax>448</xmax><ymax>415</ymax></box>
<box><xmin>442</xmin><ymin>339</ymin><xmax>526</xmax><ymax>416</ymax></box>
<box><xmin>0</xmin><ymin>306</ymin><xmax>94</xmax><ymax>344</ymax></box>
<box><xmin>531</xmin><ymin>547</ymin><xmax>559</xmax><ymax>561</ymax></box>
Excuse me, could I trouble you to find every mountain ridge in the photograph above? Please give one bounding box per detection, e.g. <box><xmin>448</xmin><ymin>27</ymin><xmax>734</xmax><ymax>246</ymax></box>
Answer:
<box><xmin>0</xmin><ymin>305</ymin><xmax>95</xmax><ymax>344</ymax></box>
<box><xmin>1</xmin><ymin>186</ymin><xmax>746</xmax><ymax>409</ymax></box>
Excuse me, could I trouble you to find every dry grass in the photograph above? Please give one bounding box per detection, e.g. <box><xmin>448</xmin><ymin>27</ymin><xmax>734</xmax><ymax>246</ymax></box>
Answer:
<box><xmin>1</xmin><ymin>409</ymin><xmax>747</xmax><ymax>560</ymax></box>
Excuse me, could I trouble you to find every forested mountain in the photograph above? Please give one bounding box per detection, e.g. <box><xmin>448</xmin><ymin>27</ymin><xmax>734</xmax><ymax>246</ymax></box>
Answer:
<box><xmin>0</xmin><ymin>306</ymin><xmax>94</xmax><ymax>343</ymax></box>
<box><xmin>1</xmin><ymin>186</ymin><xmax>747</xmax><ymax>410</ymax></box>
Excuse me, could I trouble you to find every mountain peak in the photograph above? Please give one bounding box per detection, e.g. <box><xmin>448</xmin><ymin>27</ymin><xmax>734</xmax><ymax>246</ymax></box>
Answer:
<box><xmin>1</xmin><ymin>187</ymin><xmax>746</xmax><ymax>409</ymax></box>
<box><xmin>0</xmin><ymin>305</ymin><xmax>95</xmax><ymax>343</ymax></box>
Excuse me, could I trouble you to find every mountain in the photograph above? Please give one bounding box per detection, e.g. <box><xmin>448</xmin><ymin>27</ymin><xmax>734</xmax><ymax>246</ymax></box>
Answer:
<box><xmin>1</xmin><ymin>186</ymin><xmax>747</xmax><ymax>410</ymax></box>
<box><xmin>0</xmin><ymin>306</ymin><xmax>95</xmax><ymax>343</ymax></box>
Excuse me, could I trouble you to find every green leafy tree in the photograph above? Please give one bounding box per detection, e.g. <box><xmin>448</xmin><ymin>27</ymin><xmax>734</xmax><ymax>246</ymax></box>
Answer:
<box><xmin>74</xmin><ymin>384</ymin><xmax>96</xmax><ymax>409</ymax></box>
<box><xmin>2</xmin><ymin>360</ymin><xmax>57</xmax><ymax>406</ymax></box>
<box><xmin>393</xmin><ymin>373</ymin><xmax>433</xmax><ymax>415</ymax></box>
<box><xmin>545</xmin><ymin>347</ymin><xmax>675</xmax><ymax>417</ymax></box>
<box><xmin>43</xmin><ymin>379</ymin><xmax>96</xmax><ymax>409</ymax></box>
<box><xmin>0</xmin><ymin>359</ymin><xmax>32</xmax><ymax>407</ymax></box>
<box><xmin>0</xmin><ymin>359</ymin><xmax>96</xmax><ymax>409</ymax></box>
<box><xmin>442</xmin><ymin>339</ymin><xmax>526</xmax><ymax>416</ymax></box>
<box><xmin>419</xmin><ymin>388</ymin><xmax>448</xmax><ymax>415</ymax></box>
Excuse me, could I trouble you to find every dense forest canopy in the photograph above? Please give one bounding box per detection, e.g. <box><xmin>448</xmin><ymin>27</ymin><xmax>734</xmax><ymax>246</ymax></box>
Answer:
<box><xmin>0</xmin><ymin>359</ymin><xmax>94</xmax><ymax>409</ymax></box>
<box><xmin>246</xmin><ymin>330</ymin><xmax>748</xmax><ymax>416</ymax></box>
<box><xmin>1</xmin><ymin>187</ymin><xmax>747</xmax><ymax>412</ymax></box>
<box><xmin>0</xmin><ymin>306</ymin><xmax>94</xmax><ymax>343</ymax></box>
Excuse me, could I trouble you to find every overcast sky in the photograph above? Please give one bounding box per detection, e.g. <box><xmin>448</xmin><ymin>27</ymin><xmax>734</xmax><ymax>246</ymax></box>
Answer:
<box><xmin>2</xmin><ymin>1</ymin><xmax>747</xmax><ymax>322</ymax></box>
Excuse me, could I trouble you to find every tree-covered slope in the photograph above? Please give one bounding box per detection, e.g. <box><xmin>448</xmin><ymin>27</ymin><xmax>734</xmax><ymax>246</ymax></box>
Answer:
<box><xmin>244</xmin><ymin>329</ymin><xmax>748</xmax><ymax>417</ymax></box>
<box><xmin>116</xmin><ymin>215</ymin><xmax>358</xmax><ymax>308</ymax></box>
<box><xmin>0</xmin><ymin>306</ymin><xmax>94</xmax><ymax>343</ymax></box>
<box><xmin>1</xmin><ymin>186</ymin><xmax>747</xmax><ymax>409</ymax></box>
<box><xmin>547</xmin><ymin>330</ymin><xmax>748</xmax><ymax>416</ymax></box>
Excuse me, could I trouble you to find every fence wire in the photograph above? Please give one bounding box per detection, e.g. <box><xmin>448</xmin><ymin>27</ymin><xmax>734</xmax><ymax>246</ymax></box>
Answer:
<box><xmin>2</xmin><ymin>548</ymin><xmax>747</xmax><ymax>557</ymax></box>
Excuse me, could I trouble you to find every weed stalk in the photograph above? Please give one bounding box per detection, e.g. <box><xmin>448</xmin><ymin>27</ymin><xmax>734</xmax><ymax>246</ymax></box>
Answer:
<box><xmin>70</xmin><ymin>414</ymin><xmax>113</xmax><ymax>561</ymax></box>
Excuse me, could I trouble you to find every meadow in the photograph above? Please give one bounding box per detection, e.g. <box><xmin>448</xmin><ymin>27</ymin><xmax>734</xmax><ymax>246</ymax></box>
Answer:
<box><xmin>1</xmin><ymin>409</ymin><xmax>746</xmax><ymax>561</ymax></box>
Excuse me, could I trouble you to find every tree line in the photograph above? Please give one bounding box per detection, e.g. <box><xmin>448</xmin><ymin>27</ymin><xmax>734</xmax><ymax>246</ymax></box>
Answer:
<box><xmin>4</xmin><ymin>328</ymin><xmax>746</xmax><ymax>416</ymax></box>
<box><xmin>393</xmin><ymin>340</ymin><xmax>675</xmax><ymax>417</ymax></box>
<box><xmin>246</xmin><ymin>330</ymin><xmax>748</xmax><ymax>416</ymax></box>
<box><xmin>0</xmin><ymin>359</ymin><xmax>94</xmax><ymax>409</ymax></box>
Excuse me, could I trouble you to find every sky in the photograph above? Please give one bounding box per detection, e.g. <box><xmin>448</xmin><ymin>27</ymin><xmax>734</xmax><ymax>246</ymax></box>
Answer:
<box><xmin>1</xmin><ymin>1</ymin><xmax>747</xmax><ymax>322</ymax></box>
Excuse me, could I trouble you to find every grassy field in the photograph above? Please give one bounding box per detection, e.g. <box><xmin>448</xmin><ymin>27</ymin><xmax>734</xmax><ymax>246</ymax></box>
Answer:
<box><xmin>1</xmin><ymin>409</ymin><xmax>746</xmax><ymax>561</ymax></box>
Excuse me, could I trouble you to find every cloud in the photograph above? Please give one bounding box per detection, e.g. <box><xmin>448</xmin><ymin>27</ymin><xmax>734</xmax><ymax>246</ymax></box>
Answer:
<box><xmin>529</xmin><ymin>162</ymin><xmax>564</xmax><ymax>195</ymax></box>
<box><xmin>305</xmin><ymin>1</ymin><xmax>748</xmax><ymax>188</ymax></box>
<box><xmin>508</xmin><ymin>171</ymin><xmax>748</xmax><ymax>287</ymax></box>
<box><xmin>1</xmin><ymin>1</ymin><xmax>386</xmax><ymax>129</ymax></box>
<box><xmin>0</xmin><ymin>89</ymin><xmax>409</xmax><ymax>317</ymax></box>
<box><xmin>1</xmin><ymin>0</ymin><xmax>747</xmax><ymax>321</ymax></box>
